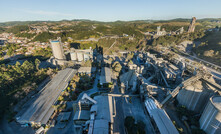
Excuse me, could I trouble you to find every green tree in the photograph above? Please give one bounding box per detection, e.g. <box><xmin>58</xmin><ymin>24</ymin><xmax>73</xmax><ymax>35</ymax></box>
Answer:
<box><xmin>35</xmin><ymin>59</ymin><xmax>41</xmax><ymax>70</ymax></box>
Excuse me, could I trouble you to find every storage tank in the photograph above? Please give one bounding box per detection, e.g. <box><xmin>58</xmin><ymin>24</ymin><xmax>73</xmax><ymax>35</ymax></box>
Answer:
<box><xmin>70</xmin><ymin>52</ymin><xmax>77</xmax><ymax>61</ymax></box>
<box><xmin>199</xmin><ymin>96</ymin><xmax>221</xmax><ymax>134</ymax></box>
<box><xmin>84</xmin><ymin>54</ymin><xmax>90</xmax><ymax>61</ymax></box>
<box><xmin>177</xmin><ymin>81</ymin><xmax>215</xmax><ymax>113</ymax></box>
<box><xmin>50</xmin><ymin>40</ymin><xmax>65</xmax><ymax>60</ymax></box>
<box><xmin>77</xmin><ymin>52</ymin><xmax>83</xmax><ymax>61</ymax></box>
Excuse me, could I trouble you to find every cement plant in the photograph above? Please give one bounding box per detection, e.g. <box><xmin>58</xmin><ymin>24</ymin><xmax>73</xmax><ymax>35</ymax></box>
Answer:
<box><xmin>1</xmin><ymin>1</ymin><xmax>221</xmax><ymax>134</ymax></box>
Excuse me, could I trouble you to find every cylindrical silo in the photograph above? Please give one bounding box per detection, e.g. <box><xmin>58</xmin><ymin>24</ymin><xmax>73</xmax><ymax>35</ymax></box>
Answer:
<box><xmin>77</xmin><ymin>52</ymin><xmax>83</xmax><ymax>61</ymax></box>
<box><xmin>70</xmin><ymin>52</ymin><xmax>77</xmax><ymax>61</ymax></box>
<box><xmin>199</xmin><ymin>96</ymin><xmax>221</xmax><ymax>134</ymax></box>
<box><xmin>50</xmin><ymin>40</ymin><xmax>65</xmax><ymax>60</ymax></box>
<box><xmin>177</xmin><ymin>81</ymin><xmax>214</xmax><ymax>113</ymax></box>
<box><xmin>84</xmin><ymin>54</ymin><xmax>90</xmax><ymax>61</ymax></box>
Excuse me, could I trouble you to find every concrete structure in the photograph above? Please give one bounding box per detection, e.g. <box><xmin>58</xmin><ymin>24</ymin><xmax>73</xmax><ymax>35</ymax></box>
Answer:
<box><xmin>50</xmin><ymin>39</ymin><xmax>65</xmax><ymax>60</ymax></box>
<box><xmin>177</xmin><ymin>80</ymin><xmax>216</xmax><ymax>113</ymax></box>
<box><xmin>50</xmin><ymin>39</ymin><xmax>66</xmax><ymax>66</ymax></box>
<box><xmin>188</xmin><ymin>17</ymin><xmax>196</xmax><ymax>33</ymax></box>
<box><xmin>199</xmin><ymin>96</ymin><xmax>221</xmax><ymax>134</ymax></box>
<box><xmin>16</xmin><ymin>68</ymin><xmax>76</xmax><ymax>126</ymax></box>
<box><xmin>156</xmin><ymin>26</ymin><xmax>167</xmax><ymax>36</ymax></box>
<box><xmin>73</xmin><ymin>110</ymin><xmax>90</xmax><ymax>125</ymax></box>
<box><xmin>78</xmin><ymin>67</ymin><xmax>96</xmax><ymax>76</ymax></box>
<box><xmin>73</xmin><ymin>94</ymin><xmax>97</xmax><ymax>126</ymax></box>
<box><xmin>120</xmin><ymin>70</ymin><xmax>137</xmax><ymax>91</ymax></box>
<box><xmin>88</xmin><ymin>95</ymin><xmax>114</xmax><ymax>134</ymax></box>
<box><xmin>100</xmin><ymin>67</ymin><xmax>111</xmax><ymax>85</ymax></box>
<box><xmin>70</xmin><ymin>47</ymin><xmax>93</xmax><ymax>62</ymax></box>
<box><xmin>58</xmin><ymin>112</ymin><xmax>71</xmax><ymax>122</ymax></box>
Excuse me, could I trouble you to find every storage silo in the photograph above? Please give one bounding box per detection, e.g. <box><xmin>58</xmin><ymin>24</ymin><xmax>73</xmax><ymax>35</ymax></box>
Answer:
<box><xmin>77</xmin><ymin>52</ymin><xmax>84</xmax><ymax>61</ymax></box>
<box><xmin>177</xmin><ymin>81</ymin><xmax>214</xmax><ymax>113</ymax></box>
<box><xmin>84</xmin><ymin>54</ymin><xmax>90</xmax><ymax>61</ymax></box>
<box><xmin>70</xmin><ymin>52</ymin><xmax>77</xmax><ymax>61</ymax></box>
<box><xmin>50</xmin><ymin>40</ymin><xmax>65</xmax><ymax>60</ymax></box>
<box><xmin>199</xmin><ymin>96</ymin><xmax>221</xmax><ymax>134</ymax></box>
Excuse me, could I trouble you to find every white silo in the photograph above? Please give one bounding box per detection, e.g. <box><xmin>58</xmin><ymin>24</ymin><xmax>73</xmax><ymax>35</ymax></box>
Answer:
<box><xmin>84</xmin><ymin>54</ymin><xmax>90</xmax><ymax>61</ymax></box>
<box><xmin>50</xmin><ymin>39</ymin><xmax>65</xmax><ymax>60</ymax></box>
<box><xmin>70</xmin><ymin>52</ymin><xmax>77</xmax><ymax>61</ymax></box>
<box><xmin>199</xmin><ymin>96</ymin><xmax>221</xmax><ymax>134</ymax></box>
<box><xmin>77</xmin><ymin>52</ymin><xmax>84</xmax><ymax>61</ymax></box>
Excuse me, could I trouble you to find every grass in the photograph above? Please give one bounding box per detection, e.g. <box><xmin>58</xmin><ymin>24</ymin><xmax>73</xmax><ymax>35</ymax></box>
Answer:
<box><xmin>193</xmin><ymin>31</ymin><xmax>221</xmax><ymax>66</ymax></box>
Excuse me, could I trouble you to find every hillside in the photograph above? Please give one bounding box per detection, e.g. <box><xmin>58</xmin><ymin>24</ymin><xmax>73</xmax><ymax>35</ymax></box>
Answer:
<box><xmin>193</xmin><ymin>31</ymin><xmax>221</xmax><ymax>66</ymax></box>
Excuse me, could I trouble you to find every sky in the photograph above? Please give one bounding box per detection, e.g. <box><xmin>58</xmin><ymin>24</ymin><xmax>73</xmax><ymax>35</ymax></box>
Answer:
<box><xmin>1</xmin><ymin>0</ymin><xmax>221</xmax><ymax>22</ymax></box>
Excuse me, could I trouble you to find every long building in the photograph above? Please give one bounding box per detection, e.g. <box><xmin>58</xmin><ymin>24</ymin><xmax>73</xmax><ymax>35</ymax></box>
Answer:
<box><xmin>16</xmin><ymin>68</ymin><xmax>76</xmax><ymax>126</ymax></box>
<box><xmin>145</xmin><ymin>98</ymin><xmax>179</xmax><ymax>134</ymax></box>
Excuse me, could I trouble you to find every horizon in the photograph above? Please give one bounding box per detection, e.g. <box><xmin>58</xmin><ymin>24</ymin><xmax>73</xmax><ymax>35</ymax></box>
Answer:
<box><xmin>1</xmin><ymin>0</ymin><xmax>221</xmax><ymax>22</ymax></box>
<box><xmin>1</xmin><ymin>17</ymin><xmax>221</xmax><ymax>23</ymax></box>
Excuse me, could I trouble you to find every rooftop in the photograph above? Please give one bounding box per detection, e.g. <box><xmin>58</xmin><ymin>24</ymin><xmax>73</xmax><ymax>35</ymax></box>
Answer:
<box><xmin>212</xmin><ymin>96</ymin><xmax>221</xmax><ymax>111</ymax></box>
<box><xmin>16</xmin><ymin>68</ymin><xmax>76</xmax><ymax>125</ymax></box>
<box><xmin>78</xmin><ymin>67</ymin><xmax>96</xmax><ymax>73</ymax></box>
<box><xmin>73</xmin><ymin>110</ymin><xmax>90</xmax><ymax>121</ymax></box>
<box><xmin>93</xmin><ymin>120</ymin><xmax>109</xmax><ymax>134</ymax></box>
<box><xmin>100</xmin><ymin>67</ymin><xmax>111</xmax><ymax>84</ymax></box>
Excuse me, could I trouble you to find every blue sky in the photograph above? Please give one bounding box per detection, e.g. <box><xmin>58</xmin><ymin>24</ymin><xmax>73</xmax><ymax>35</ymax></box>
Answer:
<box><xmin>1</xmin><ymin>0</ymin><xmax>221</xmax><ymax>22</ymax></box>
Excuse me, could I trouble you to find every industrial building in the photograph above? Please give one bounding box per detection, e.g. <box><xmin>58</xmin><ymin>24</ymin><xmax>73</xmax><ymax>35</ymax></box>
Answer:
<box><xmin>144</xmin><ymin>98</ymin><xmax>179</xmax><ymax>134</ymax></box>
<box><xmin>199</xmin><ymin>96</ymin><xmax>221</xmax><ymax>134</ymax></box>
<box><xmin>73</xmin><ymin>94</ymin><xmax>114</xmax><ymax>134</ymax></box>
<box><xmin>73</xmin><ymin>94</ymin><xmax>95</xmax><ymax>126</ymax></box>
<box><xmin>88</xmin><ymin>95</ymin><xmax>114</xmax><ymax>134</ymax></box>
<box><xmin>120</xmin><ymin>70</ymin><xmax>138</xmax><ymax>92</ymax></box>
<box><xmin>78</xmin><ymin>67</ymin><xmax>96</xmax><ymax>76</ymax></box>
<box><xmin>16</xmin><ymin>68</ymin><xmax>76</xmax><ymax>126</ymax></box>
<box><xmin>100</xmin><ymin>67</ymin><xmax>112</xmax><ymax>87</ymax></box>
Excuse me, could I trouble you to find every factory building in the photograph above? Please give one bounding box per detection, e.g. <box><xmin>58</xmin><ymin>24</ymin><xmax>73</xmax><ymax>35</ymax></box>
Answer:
<box><xmin>177</xmin><ymin>80</ymin><xmax>217</xmax><ymax>113</ymax></box>
<box><xmin>73</xmin><ymin>94</ymin><xmax>114</xmax><ymax>134</ymax></box>
<box><xmin>199</xmin><ymin>96</ymin><xmax>221</xmax><ymax>134</ymax></box>
<box><xmin>100</xmin><ymin>67</ymin><xmax>112</xmax><ymax>87</ymax></box>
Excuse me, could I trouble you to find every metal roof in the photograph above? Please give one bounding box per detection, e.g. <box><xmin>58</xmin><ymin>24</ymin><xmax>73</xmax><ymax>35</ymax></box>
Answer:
<box><xmin>73</xmin><ymin>110</ymin><xmax>90</xmax><ymax>121</ymax></box>
<box><xmin>144</xmin><ymin>98</ymin><xmax>178</xmax><ymax>134</ymax></box>
<box><xmin>78</xmin><ymin>67</ymin><xmax>96</xmax><ymax>73</ymax></box>
<box><xmin>152</xmin><ymin>109</ymin><xmax>179</xmax><ymax>134</ymax></box>
<box><xmin>93</xmin><ymin>120</ymin><xmax>109</xmax><ymax>134</ymax></box>
<box><xmin>16</xmin><ymin>68</ymin><xmax>76</xmax><ymax>125</ymax></box>
<box><xmin>100</xmin><ymin>67</ymin><xmax>111</xmax><ymax>84</ymax></box>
